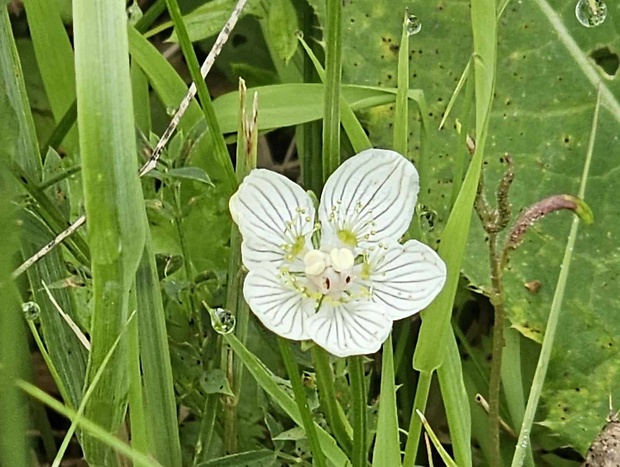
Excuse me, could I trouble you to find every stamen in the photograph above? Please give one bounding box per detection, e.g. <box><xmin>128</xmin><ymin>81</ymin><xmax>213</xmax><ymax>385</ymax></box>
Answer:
<box><xmin>304</xmin><ymin>249</ymin><xmax>327</xmax><ymax>276</ymax></box>
<box><xmin>330</xmin><ymin>248</ymin><xmax>354</xmax><ymax>272</ymax></box>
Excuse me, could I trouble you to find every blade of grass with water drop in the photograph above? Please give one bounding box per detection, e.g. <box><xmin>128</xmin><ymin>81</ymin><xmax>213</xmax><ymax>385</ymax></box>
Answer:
<box><xmin>20</xmin><ymin>210</ymin><xmax>88</xmax><ymax>408</ymax></box>
<box><xmin>403</xmin><ymin>0</ymin><xmax>496</xmax><ymax>464</ymax></box>
<box><xmin>511</xmin><ymin>88</ymin><xmax>600</xmax><ymax>467</ymax></box>
<box><xmin>1</xmin><ymin>3</ymin><xmax>88</xmax><ymax>418</ymax></box>
<box><xmin>73</xmin><ymin>0</ymin><xmax>147</xmax><ymax>463</ymax></box>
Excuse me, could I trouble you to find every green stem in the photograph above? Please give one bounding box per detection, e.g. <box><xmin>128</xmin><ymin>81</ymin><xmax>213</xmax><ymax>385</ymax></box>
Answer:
<box><xmin>322</xmin><ymin>0</ymin><xmax>342</xmax><ymax>180</ymax></box>
<box><xmin>311</xmin><ymin>347</ymin><xmax>353</xmax><ymax>455</ymax></box>
<box><xmin>164</xmin><ymin>0</ymin><xmax>236</xmax><ymax>191</ymax></box>
<box><xmin>193</xmin><ymin>394</ymin><xmax>219</xmax><ymax>465</ymax></box>
<box><xmin>278</xmin><ymin>339</ymin><xmax>327</xmax><ymax>467</ymax></box>
<box><xmin>488</xmin><ymin>232</ymin><xmax>505</xmax><ymax>467</ymax></box>
<box><xmin>403</xmin><ymin>370</ymin><xmax>432</xmax><ymax>467</ymax></box>
<box><xmin>349</xmin><ymin>356</ymin><xmax>367</xmax><ymax>467</ymax></box>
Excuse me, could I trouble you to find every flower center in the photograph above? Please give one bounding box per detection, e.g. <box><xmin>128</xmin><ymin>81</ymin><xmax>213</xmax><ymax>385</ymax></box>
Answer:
<box><xmin>303</xmin><ymin>248</ymin><xmax>355</xmax><ymax>296</ymax></box>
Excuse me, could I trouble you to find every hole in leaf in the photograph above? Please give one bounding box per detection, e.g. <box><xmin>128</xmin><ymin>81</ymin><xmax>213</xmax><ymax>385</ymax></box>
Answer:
<box><xmin>590</xmin><ymin>46</ymin><xmax>619</xmax><ymax>77</ymax></box>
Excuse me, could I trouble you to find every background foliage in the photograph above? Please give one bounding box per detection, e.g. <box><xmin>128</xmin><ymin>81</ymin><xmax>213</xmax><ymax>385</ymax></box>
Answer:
<box><xmin>1</xmin><ymin>0</ymin><xmax>618</xmax><ymax>465</ymax></box>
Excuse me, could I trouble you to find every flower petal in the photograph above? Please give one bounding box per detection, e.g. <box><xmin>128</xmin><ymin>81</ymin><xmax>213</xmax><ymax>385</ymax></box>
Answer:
<box><xmin>366</xmin><ymin>240</ymin><xmax>446</xmax><ymax>320</ymax></box>
<box><xmin>305</xmin><ymin>301</ymin><xmax>392</xmax><ymax>357</ymax></box>
<box><xmin>230</xmin><ymin>169</ymin><xmax>316</xmax><ymax>268</ymax></box>
<box><xmin>244</xmin><ymin>266</ymin><xmax>315</xmax><ymax>340</ymax></box>
<box><xmin>319</xmin><ymin>149</ymin><xmax>419</xmax><ymax>249</ymax></box>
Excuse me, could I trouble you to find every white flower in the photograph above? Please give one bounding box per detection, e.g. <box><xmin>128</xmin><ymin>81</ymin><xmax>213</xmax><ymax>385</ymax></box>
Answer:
<box><xmin>229</xmin><ymin>148</ymin><xmax>446</xmax><ymax>357</ymax></box>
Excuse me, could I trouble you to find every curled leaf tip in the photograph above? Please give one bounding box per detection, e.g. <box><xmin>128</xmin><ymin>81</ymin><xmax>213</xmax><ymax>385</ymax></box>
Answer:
<box><xmin>562</xmin><ymin>194</ymin><xmax>594</xmax><ymax>225</ymax></box>
<box><xmin>505</xmin><ymin>194</ymin><xmax>593</xmax><ymax>252</ymax></box>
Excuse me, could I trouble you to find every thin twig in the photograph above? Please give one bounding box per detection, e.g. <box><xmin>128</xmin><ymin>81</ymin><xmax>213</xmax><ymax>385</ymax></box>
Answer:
<box><xmin>41</xmin><ymin>280</ymin><xmax>91</xmax><ymax>351</ymax></box>
<box><xmin>139</xmin><ymin>0</ymin><xmax>247</xmax><ymax>177</ymax></box>
<box><xmin>12</xmin><ymin>216</ymin><xmax>87</xmax><ymax>280</ymax></box>
<box><xmin>12</xmin><ymin>0</ymin><xmax>247</xmax><ymax>280</ymax></box>
<box><xmin>475</xmin><ymin>393</ymin><xmax>517</xmax><ymax>438</ymax></box>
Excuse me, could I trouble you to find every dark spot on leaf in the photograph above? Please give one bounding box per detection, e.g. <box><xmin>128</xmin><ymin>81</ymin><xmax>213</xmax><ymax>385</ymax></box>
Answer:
<box><xmin>590</xmin><ymin>46</ymin><xmax>620</xmax><ymax>76</ymax></box>
<box><xmin>232</xmin><ymin>34</ymin><xmax>247</xmax><ymax>47</ymax></box>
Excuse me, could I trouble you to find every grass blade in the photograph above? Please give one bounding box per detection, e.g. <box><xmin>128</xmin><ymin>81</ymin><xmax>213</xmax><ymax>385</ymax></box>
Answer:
<box><xmin>135</xmin><ymin>235</ymin><xmax>183</xmax><ymax>466</ymax></box>
<box><xmin>372</xmin><ymin>335</ymin><xmax>400</xmax><ymax>467</ymax></box>
<box><xmin>225</xmin><ymin>333</ymin><xmax>348</xmax><ymax>465</ymax></box>
<box><xmin>436</xmin><ymin>330</ymin><xmax>472</xmax><ymax>467</ymax></box>
<box><xmin>73</xmin><ymin>0</ymin><xmax>147</xmax><ymax>462</ymax></box>
<box><xmin>22</xmin><ymin>0</ymin><xmax>77</xmax><ymax>152</ymax></box>
<box><xmin>511</xmin><ymin>88</ymin><xmax>600</xmax><ymax>467</ymax></box>
<box><xmin>164</xmin><ymin>0</ymin><xmax>237</xmax><ymax>191</ymax></box>
<box><xmin>19</xmin><ymin>381</ymin><xmax>162</xmax><ymax>467</ymax></box>
<box><xmin>404</xmin><ymin>0</ymin><xmax>497</xmax><ymax>463</ymax></box>
<box><xmin>0</xmin><ymin>81</ymin><xmax>30</xmax><ymax>466</ymax></box>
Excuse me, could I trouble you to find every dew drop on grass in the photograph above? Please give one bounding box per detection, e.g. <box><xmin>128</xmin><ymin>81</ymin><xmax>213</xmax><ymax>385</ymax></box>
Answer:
<box><xmin>22</xmin><ymin>301</ymin><xmax>41</xmax><ymax>321</ymax></box>
<box><xmin>209</xmin><ymin>308</ymin><xmax>236</xmax><ymax>334</ymax></box>
<box><xmin>406</xmin><ymin>15</ymin><xmax>422</xmax><ymax>36</ymax></box>
<box><xmin>575</xmin><ymin>0</ymin><xmax>607</xmax><ymax>28</ymax></box>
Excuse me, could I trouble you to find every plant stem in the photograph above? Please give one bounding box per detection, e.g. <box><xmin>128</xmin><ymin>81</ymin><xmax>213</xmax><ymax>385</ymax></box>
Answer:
<box><xmin>311</xmin><ymin>347</ymin><xmax>352</xmax><ymax>455</ymax></box>
<box><xmin>349</xmin><ymin>356</ymin><xmax>367</xmax><ymax>467</ymax></box>
<box><xmin>488</xmin><ymin>232</ymin><xmax>505</xmax><ymax>467</ymax></box>
<box><xmin>278</xmin><ymin>339</ymin><xmax>327</xmax><ymax>467</ymax></box>
<box><xmin>322</xmin><ymin>0</ymin><xmax>342</xmax><ymax>180</ymax></box>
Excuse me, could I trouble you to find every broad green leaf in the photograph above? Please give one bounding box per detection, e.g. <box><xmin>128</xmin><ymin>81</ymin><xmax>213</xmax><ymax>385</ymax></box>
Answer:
<box><xmin>167</xmin><ymin>0</ymin><xmax>256</xmax><ymax>43</ymax></box>
<box><xmin>200</xmin><ymin>369</ymin><xmax>234</xmax><ymax>396</ymax></box>
<box><xmin>267</xmin><ymin>0</ymin><xmax>299</xmax><ymax>64</ymax></box>
<box><xmin>465</xmin><ymin>1</ymin><xmax>620</xmax><ymax>453</ymax></box>
<box><xmin>308</xmin><ymin>0</ymin><xmax>620</xmax><ymax>454</ymax></box>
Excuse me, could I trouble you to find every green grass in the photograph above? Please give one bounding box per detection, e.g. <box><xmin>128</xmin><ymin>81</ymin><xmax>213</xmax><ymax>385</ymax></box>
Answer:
<box><xmin>1</xmin><ymin>1</ymin><xmax>606</xmax><ymax>466</ymax></box>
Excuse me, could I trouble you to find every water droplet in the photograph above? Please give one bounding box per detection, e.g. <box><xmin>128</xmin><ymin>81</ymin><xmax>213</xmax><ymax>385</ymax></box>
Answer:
<box><xmin>166</xmin><ymin>106</ymin><xmax>176</xmax><ymax>117</ymax></box>
<box><xmin>208</xmin><ymin>307</ymin><xmax>236</xmax><ymax>334</ymax></box>
<box><xmin>406</xmin><ymin>15</ymin><xmax>422</xmax><ymax>35</ymax></box>
<box><xmin>22</xmin><ymin>301</ymin><xmax>41</xmax><ymax>321</ymax></box>
<box><xmin>126</xmin><ymin>1</ymin><xmax>143</xmax><ymax>25</ymax></box>
<box><xmin>575</xmin><ymin>0</ymin><xmax>607</xmax><ymax>27</ymax></box>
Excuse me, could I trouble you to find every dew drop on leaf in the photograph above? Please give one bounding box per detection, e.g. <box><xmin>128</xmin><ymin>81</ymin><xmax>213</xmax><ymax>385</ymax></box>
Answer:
<box><xmin>209</xmin><ymin>307</ymin><xmax>236</xmax><ymax>335</ymax></box>
<box><xmin>575</xmin><ymin>0</ymin><xmax>607</xmax><ymax>28</ymax></box>
<box><xmin>22</xmin><ymin>301</ymin><xmax>41</xmax><ymax>321</ymax></box>
<box><xmin>406</xmin><ymin>15</ymin><xmax>422</xmax><ymax>36</ymax></box>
